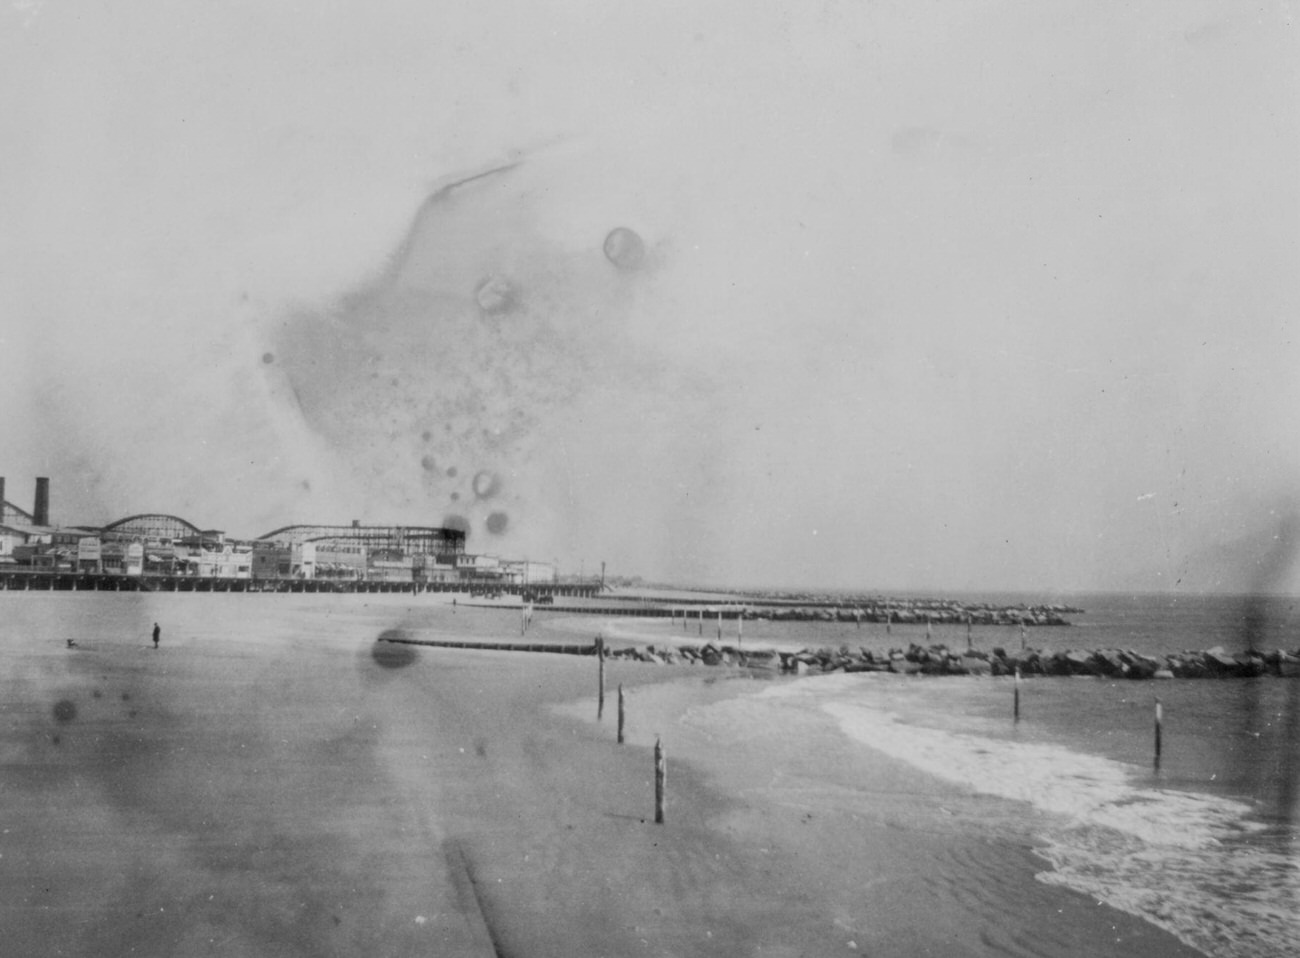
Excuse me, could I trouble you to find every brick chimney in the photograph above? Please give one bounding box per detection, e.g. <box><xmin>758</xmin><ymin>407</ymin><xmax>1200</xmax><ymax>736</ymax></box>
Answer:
<box><xmin>33</xmin><ymin>477</ymin><xmax>49</xmax><ymax>527</ymax></box>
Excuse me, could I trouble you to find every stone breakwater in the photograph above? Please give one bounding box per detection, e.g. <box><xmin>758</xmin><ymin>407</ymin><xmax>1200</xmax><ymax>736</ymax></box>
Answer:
<box><xmin>743</xmin><ymin>602</ymin><xmax>1078</xmax><ymax>626</ymax></box>
<box><xmin>607</xmin><ymin>642</ymin><xmax>1300</xmax><ymax>679</ymax></box>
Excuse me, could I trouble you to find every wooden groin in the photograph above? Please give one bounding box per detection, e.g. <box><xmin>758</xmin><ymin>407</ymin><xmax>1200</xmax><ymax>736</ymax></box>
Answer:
<box><xmin>377</xmin><ymin>637</ymin><xmax>598</xmax><ymax>656</ymax></box>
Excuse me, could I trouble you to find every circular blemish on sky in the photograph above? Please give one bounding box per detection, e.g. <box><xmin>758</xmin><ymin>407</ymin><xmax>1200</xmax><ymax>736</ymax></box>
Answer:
<box><xmin>472</xmin><ymin>470</ymin><xmax>502</xmax><ymax>499</ymax></box>
<box><xmin>372</xmin><ymin>630</ymin><xmax>418</xmax><ymax>669</ymax></box>
<box><xmin>450</xmin><ymin>492</ymin><xmax>460</xmax><ymax>501</ymax></box>
<box><xmin>421</xmin><ymin>430</ymin><xmax>433</xmax><ymax>442</ymax></box>
<box><xmin>443</xmin><ymin>514</ymin><xmax>470</xmax><ymax>536</ymax></box>
<box><xmin>421</xmin><ymin>455</ymin><xmax>437</xmax><ymax>473</ymax></box>
<box><xmin>485</xmin><ymin>511</ymin><xmax>509</xmax><ymax>535</ymax></box>
<box><xmin>261</xmin><ymin>352</ymin><xmax>275</xmax><ymax>364</ymax></box>
<box><xmin>604</xmin><ymin>227</ymin><xmax>646</xmax><ymax>269</ymax></box>
<box><xmin>475</xmin><ymin>276</ymin><xmax>515</xmax><ymax>314</ymax></box>
<box><xmin>446</xmin><ymin>466</ymin><xmax>458</xmax><ymax>478</ymax></box>
<box><xmin>53</xmin><ymin>699</ymin><xmax>77</xmax><ymax>723</ymax></box>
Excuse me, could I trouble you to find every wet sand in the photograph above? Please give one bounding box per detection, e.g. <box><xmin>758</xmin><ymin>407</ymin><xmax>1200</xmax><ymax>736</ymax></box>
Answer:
<box><xmin>1</xmin><ymin>595</ymin><xmax>1202</xmax><ymax>956</ymax></box>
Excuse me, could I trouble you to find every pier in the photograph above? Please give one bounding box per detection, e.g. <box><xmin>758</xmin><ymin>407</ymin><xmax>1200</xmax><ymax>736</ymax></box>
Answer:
<box><xmin>0</xmin><ymin>570</ymin><xmax>600</xmax><ymax>599</ymax></box>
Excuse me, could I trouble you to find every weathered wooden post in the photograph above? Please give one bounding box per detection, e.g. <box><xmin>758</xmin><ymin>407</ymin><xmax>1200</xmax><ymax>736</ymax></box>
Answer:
<box><xmin>1154</xmin><ymin>697</ymin><xmax>1163</xmax><ymax>769</ymax></box>
<box><xmin>926</xmin><ymin>615</ymin><xmax>932</xmax><ymax>642</ymax></box>
<box><xmin>1014</xmin><ymin>667</ymin><xmax>1021</xmax><ymax>722</ymax></box>
<box><xmin>885</xmin><ymin>609</ymin><xmax>891</xmax><ymax>635</ymax></box>
<box><xmin>617</xmin><ymin>684</ymin><xmax>625</xmax><ymax>744</ymax></box>
<box><xmin>654</xmin><ymin>737</ymin><xmax>666</xmax><ymax>824</ymax></box>
<box><xmin>1020</xmin><ymin>619</ymin><xmax>1027</xmax><ymax>651</ymax></box>
<box><xmin>737</xmin><ymin>609</ymin><xmax>743</xmax><ymax>644</ymax></box>
<box><xmin>966</xmin><ymin>615</ymin><xmax>973</xmax><ymax>650</ymax></box>
<box><xmin>698</xmin><ymin>609</ymin><xmax>703</xmax><ymax>636</ymax></box>
<box><xmin>716</xmin><ymin>610</ymin><xmax>722</xmax><ymax>641</ymax></box>
<box><xmin>596</xmin><ymin>635</ymin><xmax>606</xmax><ymax>720</ymax></box>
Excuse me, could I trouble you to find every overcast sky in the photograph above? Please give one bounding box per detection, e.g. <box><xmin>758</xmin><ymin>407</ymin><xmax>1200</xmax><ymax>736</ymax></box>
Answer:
<box><xmin>2</xmin><ymin>1</ymin><xmax>1297</xmax><ymax>594</ymax></box>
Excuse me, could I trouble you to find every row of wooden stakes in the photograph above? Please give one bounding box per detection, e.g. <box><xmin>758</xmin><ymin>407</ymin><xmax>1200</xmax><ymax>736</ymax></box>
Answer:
<box><xmin>594</xmin><ymin>636</ymin><xmax>666</xmax><ymax>824</ymax></box>
<box><xmin>592</xmin><ymin>639</ymin><xmax>1168</xmax><ymax>827</ymax></box>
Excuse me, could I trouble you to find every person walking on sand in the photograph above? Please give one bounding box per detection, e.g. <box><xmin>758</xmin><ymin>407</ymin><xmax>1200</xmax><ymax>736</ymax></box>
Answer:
<box><xmin>152</xmin><ymin>622</ymin><xmax>160</xmax><ymax>649</ymax></box>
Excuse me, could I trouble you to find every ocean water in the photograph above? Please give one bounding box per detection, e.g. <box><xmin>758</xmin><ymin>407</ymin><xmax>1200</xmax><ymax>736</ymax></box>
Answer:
<box><xmin>649</xmin><ymin>592</ymin><xmax>1300</xmax><ymax>958</ymax></box>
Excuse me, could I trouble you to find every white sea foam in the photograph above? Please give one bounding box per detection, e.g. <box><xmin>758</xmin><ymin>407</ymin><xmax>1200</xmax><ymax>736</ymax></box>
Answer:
<box><xmin>699</xmin><ymin>674</ymin><xmax>1300</xmax><ymax>958</ymax></box>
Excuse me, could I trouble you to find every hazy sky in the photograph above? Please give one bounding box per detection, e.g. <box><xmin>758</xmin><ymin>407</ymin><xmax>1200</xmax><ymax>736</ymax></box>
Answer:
<box><xmin>2</xmin><ymin>1</ymin><xmax>1297</xmax><ymax>594</ymax></box>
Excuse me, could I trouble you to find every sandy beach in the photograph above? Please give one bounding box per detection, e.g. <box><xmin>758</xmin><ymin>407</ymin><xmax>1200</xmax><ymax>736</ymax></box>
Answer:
<box><xmin>1</xmin><ymin>594</ymin><xmax>1205</xmax><ymax>956</ymax></box>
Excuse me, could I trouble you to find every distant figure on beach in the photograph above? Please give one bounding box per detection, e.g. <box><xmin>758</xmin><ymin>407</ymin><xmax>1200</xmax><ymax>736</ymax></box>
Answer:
<box><xmin>152</xmin><ymin>622</ymin><xmax>160</xmax><ymax>649</ymax></box>
<box><xmin>66</xmin><ymin>638</ymin><xmax>77</xmax><ymax>649</ymax></box>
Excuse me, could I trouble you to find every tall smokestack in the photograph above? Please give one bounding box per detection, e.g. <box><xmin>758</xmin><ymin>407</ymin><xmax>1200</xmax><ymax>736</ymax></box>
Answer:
<box><xmin>33</xmin><ymin>477</ymin><xmax>49</xmax><ymax>527</ymax></box>
<box><xmin>0</xmin><ymin>476</ymin><xmax>6</xmax><ymax>520</ymax></box>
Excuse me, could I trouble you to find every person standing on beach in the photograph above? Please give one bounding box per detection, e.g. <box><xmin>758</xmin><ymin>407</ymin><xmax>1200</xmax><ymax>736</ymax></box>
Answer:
<box><xmin>152</xmin><ymin>622</ymin><xmax>160</xmax><ymax>649</ymax></box>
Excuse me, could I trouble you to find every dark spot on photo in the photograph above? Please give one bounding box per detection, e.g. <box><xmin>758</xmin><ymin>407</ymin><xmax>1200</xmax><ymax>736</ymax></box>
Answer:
<box><xmin>371</xmin><ymin>630</ymin><xmax>418</xmax><ymax>669</ymax></box>
<box><xmin>446</xmin><ymin>466</ymin><xmax>458</xmax><ymax>478</ymax></box>
<box><xmin>262</xmin><ymin>352</ymin><xmax>275</xmax><ymax>364</ymax></box>
<box><xmin>604</xmin><ymin>227</ymin><xmax>646</xmax><ymax>269</ymax></box>
<box><xmin>421</xmin><ymin>455</ymin><xmax>438</xmax><ymax>472</ymax></box>
<box><xmin>485</xmin><ymin>511</ymin><xmax>509</xmax><ymax>535</ymax></box>
<box><xmin>52</xmin><ymin>699</ymin><xmax>77</xmax><ymax>723</ymax></box>
<box><xmin>472</xmin><ymin>470</ymin><xmax>501</xmax><ymax>499</ymax></box>
<box><xmin>475</xmin><ymin>276</ymin><xmax>515</xmax><ymax>314</ymax></box>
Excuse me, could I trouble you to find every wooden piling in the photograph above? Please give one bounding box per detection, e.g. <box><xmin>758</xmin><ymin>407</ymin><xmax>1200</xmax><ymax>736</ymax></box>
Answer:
<box><xmin>1154</xmin><ymin>697</ymin><xmax>1163</xmax><ymax>769</ymax></box>
<box><xmin>1014</xmin><ymin>667</ymin><xmax>1021</xmax><ymax>722</ymax></box>
<box><xmin>654</xmin><ymin>737</ymin><xmax>666</xmax><ymax>825</ymax></box>
<box><xmin>716</xmin><ymin>610</ymin><xmax>722</xmax><ymax>640</ymax></box>
<box><xmin>617</xmin><ymin>684</ymin><xmax>625</xmax><ymax>744</ymax></box>
<box><xmin>596</xmin><ymin>636</ymin><xmax>606</xmax><ymax>720</ymax></box>
<box><xmin>966</xmin><ymin>615</ymin><xmax>972</xmax><ymax>649</ymax></box>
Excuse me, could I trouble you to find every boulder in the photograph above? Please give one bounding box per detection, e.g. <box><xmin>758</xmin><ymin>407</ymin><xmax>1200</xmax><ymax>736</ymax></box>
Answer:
<box><xmin>1233</xmin><ymin>653</ymin><xmax>1266</xmax><ymax>677</ymax></box>
<box><xmin>1122</xmin><ymin>652</ymin><xmax>1161</xmax><ymax>680</ymax></box>
<box><xmin>740</xmin><ymin>649</ymin><xmax>780</xmax><ymax>670</ymax></box>
<box><xmin>1167</xmin><ymin>654</ymin><xmax>1207</xmax><ymax>678</ymax></box>
<box><xmin>1093</xmin><ymin>650</ymin><xmax>1127</xmax><ymax>677</ymax></box>
<box><xmin>1064</xmin><ymin>650</ymin><xmax>1097</xmax><ymax>675</ymax></box>
<box><xmin>1203</xmin><ymin>649</ymin><xmax>1239</xmax><ymax>675</ymax></box>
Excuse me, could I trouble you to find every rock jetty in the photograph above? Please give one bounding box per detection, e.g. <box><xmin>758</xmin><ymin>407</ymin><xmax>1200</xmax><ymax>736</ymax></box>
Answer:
<box><xmin>606</xmin><ymin>642</ymin><xmax>1300</xmax><ymax>679</ymax></box>
<box><xmin>733</xmin><ymin>600</ymin><xmax>1081</xmax><ymax>626</ymax></box>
